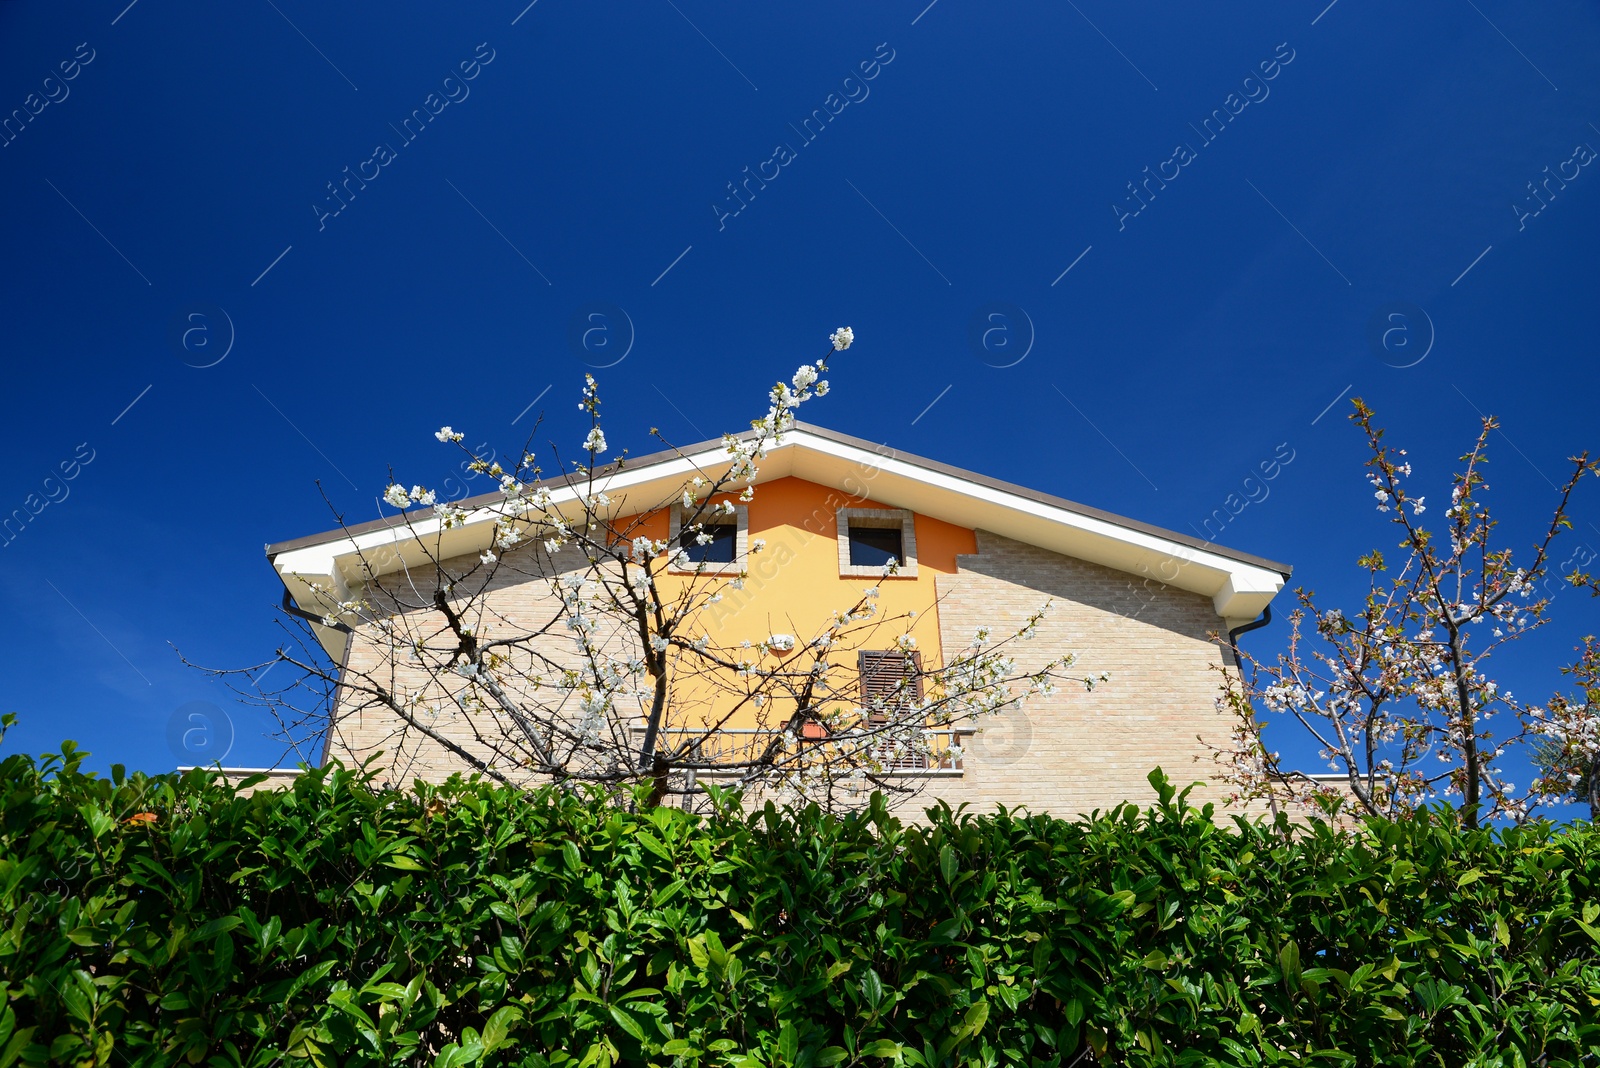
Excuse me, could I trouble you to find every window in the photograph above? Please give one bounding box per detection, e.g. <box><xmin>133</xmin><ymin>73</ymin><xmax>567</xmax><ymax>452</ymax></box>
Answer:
<box><xmin>848</xmin><ymin>525</ymin><xmax>902</xmax><ymax>568</ymax></box>
<box><xmin>668</xmin><ymin>502</ymin><xmax>748</xmax><ymax>574</ymax></box>
<box><xmin>682</xmin><ymin>520</ymin><xmax>736</xmax><ymax>564</ymax></box>
<box><xmin>859</xmin><ymin>649</ymin><xmax>929</xmax><ymax>769</ymax></box>
<box><xmin>836</xmin><ymin>508</ymin><xmax>917</xmax><ymax>577</ymax></box>
<box><xmin>858</xmin><ymin>649</ymin><xmax>924</xmax><ymax>723</ymax></box>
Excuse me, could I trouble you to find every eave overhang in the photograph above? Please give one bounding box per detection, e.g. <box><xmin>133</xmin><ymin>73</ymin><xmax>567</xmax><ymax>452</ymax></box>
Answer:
<box><xmin>267</xmin><ymin>423</ymin><xmax>1291</xmax><ymax>660</ymax></box>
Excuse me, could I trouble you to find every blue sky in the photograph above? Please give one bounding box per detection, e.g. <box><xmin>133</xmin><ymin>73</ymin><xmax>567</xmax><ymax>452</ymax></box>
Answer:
<box><xmin>2</xmin><ymin>0</ymin><xmax>1597</xmax><ymax>816</ymax></box>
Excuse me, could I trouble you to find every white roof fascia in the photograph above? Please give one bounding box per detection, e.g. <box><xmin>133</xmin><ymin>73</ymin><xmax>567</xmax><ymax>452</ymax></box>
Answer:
<box><xmin>271</xmin><ymin>427</ymin><xmax>1283</xmax><ymax>626</ymax></box>
<box><xmin>270</xmin><ymin>443</ymin><xmax>786</xmax><ymax>610</ymax></box>
<box><xmin>781</xmin><ymin>431</ymin><xmax>1285</xmax><ymax>618</ymax></box>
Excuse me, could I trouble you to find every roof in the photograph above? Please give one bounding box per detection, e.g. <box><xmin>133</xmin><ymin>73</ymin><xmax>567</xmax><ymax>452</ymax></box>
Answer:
<box><xmin>268</xmin><ymin>422</ymin><xmax>1291</xmax><ymax>659</ymax></box>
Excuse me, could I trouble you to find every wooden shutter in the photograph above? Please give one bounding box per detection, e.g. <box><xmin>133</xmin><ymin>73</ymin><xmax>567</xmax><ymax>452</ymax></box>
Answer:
<box><xmin>858</xmin><ymin>650</ymin><xmax>923</xmax><ymax>724</ymax></box>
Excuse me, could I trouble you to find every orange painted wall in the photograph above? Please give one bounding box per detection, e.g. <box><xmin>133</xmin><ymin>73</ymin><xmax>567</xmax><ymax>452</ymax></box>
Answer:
<box><xmin>621</xmin><ymin>476</ymin><xmax>977</xmax><ymax>730</ymax></box>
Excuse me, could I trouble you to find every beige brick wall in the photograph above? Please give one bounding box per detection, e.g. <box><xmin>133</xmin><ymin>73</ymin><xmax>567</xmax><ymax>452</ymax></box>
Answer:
<box><xmin>327</xmin><ymin>543</ymin><xmax>650</xmax><ymax>789</ymax></box>
<box><xmin>922</xmin><ymin>530</ymin><xmax>1240</xmax><ymax>820</ymax></box>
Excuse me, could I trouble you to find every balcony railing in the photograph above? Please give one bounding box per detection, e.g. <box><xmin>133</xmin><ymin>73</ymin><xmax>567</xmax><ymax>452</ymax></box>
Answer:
<box><xmin>629</xmin><ymin>725</ymin><xmax>969</xmax><ymax>775</ymax></box>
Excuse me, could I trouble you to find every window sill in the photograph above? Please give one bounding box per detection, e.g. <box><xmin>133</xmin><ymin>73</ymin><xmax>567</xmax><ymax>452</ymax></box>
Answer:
<box><xmin>839</xmin><ymin>565</ymin><xmax>920</xmax><ymax>579</ymax></box>
<box><xmin>666</xmin><ymin>561</ymin><xmax>746</xmax><ymax>577</ymax></box>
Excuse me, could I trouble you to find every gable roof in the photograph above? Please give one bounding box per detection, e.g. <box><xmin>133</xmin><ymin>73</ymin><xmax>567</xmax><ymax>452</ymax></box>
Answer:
<box><xmin>268</xmin><ymin>422</ymin><xmax>1290</xmax><ymax>659</ymax></box>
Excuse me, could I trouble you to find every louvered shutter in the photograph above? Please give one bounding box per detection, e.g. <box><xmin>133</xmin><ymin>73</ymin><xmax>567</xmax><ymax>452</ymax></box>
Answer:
<box><xmin>859</xmin><ymin>650</ymin><xmax>926</xmax><ymax>768</ymax></box>
<box><xmin>858</xmin><ymin>650</ymin><xmax>923</xmax><ymax>724</ymax></box>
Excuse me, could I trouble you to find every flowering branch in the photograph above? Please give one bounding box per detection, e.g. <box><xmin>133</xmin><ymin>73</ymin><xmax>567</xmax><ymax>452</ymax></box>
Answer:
<box><xmin>1210</xmin><ymin>399</ymin><xmax>1597</xmax><ymax>827</ymax></box>
<box><xmin>1531</xmin><ymin>636</ymin><xmax>1600</xmax><ymax>817</ymax></box>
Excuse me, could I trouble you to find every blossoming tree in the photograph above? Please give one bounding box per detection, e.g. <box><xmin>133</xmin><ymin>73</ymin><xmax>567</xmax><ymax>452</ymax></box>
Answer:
<box><xmin>1531</xmin><ymin>636</ymin><xmax>1600</xmax><ymax>818</ymax></box>
<box><xmin>222</xmin><ymin>329</ymin><xmax>1102</xmax><ymax>810</ymax></box>
<box><xmin>1212</xmin><ymin>399</ymin><xmax>1598</xmax><ymax>827</ymax></box>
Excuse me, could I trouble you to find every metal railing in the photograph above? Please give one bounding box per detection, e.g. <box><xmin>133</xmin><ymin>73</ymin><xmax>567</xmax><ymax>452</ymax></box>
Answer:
<box><xmin>630</xmin><ymin>725</ymin><xmax>969</xmax><ymax>774</ymax></box>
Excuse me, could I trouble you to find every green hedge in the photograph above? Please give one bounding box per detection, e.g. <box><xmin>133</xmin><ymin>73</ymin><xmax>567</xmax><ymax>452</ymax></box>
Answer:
<box><xmin>2</xmin><ymin>739</ymin><xmax>1598</xmax><ymax>1068</ymax></box>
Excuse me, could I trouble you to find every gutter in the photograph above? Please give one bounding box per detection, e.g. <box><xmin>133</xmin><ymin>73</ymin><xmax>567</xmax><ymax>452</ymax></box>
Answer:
<box><xmin>1225</xmin><ymin>606</ymin><xmax>1272</xmax><ymax>666</ymax></box>
<box><xmin>318</xmin><ymin>630</ymin><xmax>353</xmax><ymax>767</ymax></box>
<box><xmin>266</xmin><ymin>549</ymin><xmax>351</xmax><ymax>770</ymax></box>
<box><xmin>268</xmin><ymin>550</ymin><xmax>353</xmax><ymax>635</ymax></box>
<box><xmin>279</xmin><ymin>588</ymin><xmax>353</xmax><ymax>634</ymax></box>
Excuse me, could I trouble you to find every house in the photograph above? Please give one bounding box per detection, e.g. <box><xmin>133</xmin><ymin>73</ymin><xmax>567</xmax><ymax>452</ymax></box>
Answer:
<box><xmin>265</xmin><ymin>422</ymin><xmax>1290</xmax><ymax>817</ymax></box>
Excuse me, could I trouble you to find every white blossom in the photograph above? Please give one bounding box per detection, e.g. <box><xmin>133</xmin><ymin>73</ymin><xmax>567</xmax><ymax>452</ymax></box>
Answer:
<box><xmin>383</xmin><ymin>484</ymin><xmax>410</xmax><ymax>509</ymax></box>
<box><xmin>435</xmin><ymin>427</ymin><xmax>464</xmax><ymax>443</ymax></box>
<box><xmin>583</xmin><ymin>427</ymin><xmax>607</xmax><ymax>454</ymax></box>
<box><xmin>630</xmin><ymin>570</ymin><xmax>653</xmax><ymax>598</ymax></box>
<box><xmin>830</xmin><ymin>326</ymin><xmax>854</xmax><ymax>351</ymax></box>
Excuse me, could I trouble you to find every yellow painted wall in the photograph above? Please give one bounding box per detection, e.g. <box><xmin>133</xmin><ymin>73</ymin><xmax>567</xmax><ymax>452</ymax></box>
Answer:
<box><xmin>622</xmin><ymin>476</ymin><xmax>977</xmax><ymax>732</ymax></box>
